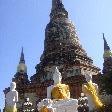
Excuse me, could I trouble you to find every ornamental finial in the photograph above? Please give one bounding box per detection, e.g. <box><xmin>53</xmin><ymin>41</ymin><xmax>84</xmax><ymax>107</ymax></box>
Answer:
<box><xmin>103</xmin><ymin>33</ymin><xmax>110</xmax><ymax>51</ymax></box>
<box><xmin>19</xmin><ymin>47</ymin><xmax>25</xmax><ymax>64</ymax></box>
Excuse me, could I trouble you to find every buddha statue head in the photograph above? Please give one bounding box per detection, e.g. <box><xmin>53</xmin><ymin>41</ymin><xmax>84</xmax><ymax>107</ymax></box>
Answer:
<box><xmin>85</xmin><ymin>74</ymin><xmax>92</xmax><ymax>83</ymax></box>
<box><xmin>81</xmin><ymin>93</ymin><xmax>84</xmax><ymax>97</ymax></box>
<box><xmin>53</xmin><ymin>67</ymin><xmax>62</xmax><ymax>85</ymax></box>
<box><xmin>10</xmin><ymin>82</ymin><xmax>16</xmax><ymax>91</ymax></box>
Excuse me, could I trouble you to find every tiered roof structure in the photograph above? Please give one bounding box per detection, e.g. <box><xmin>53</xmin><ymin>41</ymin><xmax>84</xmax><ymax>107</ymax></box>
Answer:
<box><xmin>12</xmin><ymin>48</ymin><xmax>29</xmax><ymax>89</ymax></box>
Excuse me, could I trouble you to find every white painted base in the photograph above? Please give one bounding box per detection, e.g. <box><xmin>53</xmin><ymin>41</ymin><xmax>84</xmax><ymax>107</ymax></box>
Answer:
<box><xmin>37</xmin><ymin>99</ymin><xmax>78</xmax><ymax>112</ymax></box>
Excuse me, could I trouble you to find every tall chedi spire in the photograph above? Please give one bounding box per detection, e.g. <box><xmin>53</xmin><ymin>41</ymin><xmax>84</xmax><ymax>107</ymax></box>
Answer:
<box><xmin>44</xmin><ymin>0</ymin><xmax>86</xmax><ymax>59</ymax></box>
<box><xmin>31</xmin><ymin>0</ymin><xmax>100</xmax><ymax>86</ymax></box>
<box><xmin>12</xmin><ymin>48</ymin><xmax>29</xmax><ymax>86</ymax></box>
<box><xmin>103</xmin><ymin>33</ymin><xmax>112</xmax><ymax>74</ymax></box>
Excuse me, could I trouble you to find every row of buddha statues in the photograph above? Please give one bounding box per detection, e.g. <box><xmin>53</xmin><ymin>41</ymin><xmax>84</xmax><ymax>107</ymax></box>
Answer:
<box><xmin>5</xmin><ymin>67</ymin><xmax>103</xmax><ymax>112</ymax></box>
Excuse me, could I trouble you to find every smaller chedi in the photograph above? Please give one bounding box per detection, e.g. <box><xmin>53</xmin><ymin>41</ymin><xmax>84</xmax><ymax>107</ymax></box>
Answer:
<box><xmin>5</xmin><ymin>82</ymin><xmax>18</xmax><ymax>112</ymax></box>
<box><xmin>37</xmin><ymin>67</ymin><xmax>78</xmax><ymax>112</ymax></box>
<box><xmin>82</xmin><ymin>72</ymin><xmax>103</xmax><ymax>111</ymax></box>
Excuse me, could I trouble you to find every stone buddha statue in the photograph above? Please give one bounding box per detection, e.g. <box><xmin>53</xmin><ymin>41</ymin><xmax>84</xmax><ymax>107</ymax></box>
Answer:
<box><xmin>82</xmin><ymin>74</ymin><xmax>103</xmax><ymax>111</ymax></box>
<box><xmin>38</xmin><ymin>67</ymin><xmax>78</xmax><ymax>112</ymax></box>
<box><xmin>47</xmin><ymin>67</ymin><xmax>70</xmax><ymax>100</ymax></box>
<box><xmin>5</xmin><ymin>82</ymin><xmax>18</xmax><ymax>112</ymax></box>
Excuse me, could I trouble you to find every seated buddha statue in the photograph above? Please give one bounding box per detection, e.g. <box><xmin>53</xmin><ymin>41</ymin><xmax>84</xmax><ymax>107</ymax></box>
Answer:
<box><xmin>82</xmin><ymin>73</ymin><xmax>103</xmax><ymax>111</ymax></box>
<box><xmin>47</xmin><ymin>67</ymin><xmax>70</xmax><ymax>100</ymax></box>
<box><xmin>38</xmin><ymin>67</ymin><xmax>78</xmax><ymax>112</ymax></box>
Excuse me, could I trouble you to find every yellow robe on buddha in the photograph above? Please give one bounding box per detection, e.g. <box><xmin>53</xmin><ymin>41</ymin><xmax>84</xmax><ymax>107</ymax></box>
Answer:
<box><xmin>39</xmin><ymin>106</ymin><xmax>49</xmax><ymax>112</ymax></box>
<box><xmin>83</xmin><ymin>81</ymin><xmax>103</xmax><ymax>108</ymax></box>
<box><xmin>51</xmin><ymin>83</ymin><xmax>70</xmax><ymax>99</ymax></box>
<box><xmin>5</xmin><ymin>106</ymin><xmax>17</xmax><ymax>112</ymax></box>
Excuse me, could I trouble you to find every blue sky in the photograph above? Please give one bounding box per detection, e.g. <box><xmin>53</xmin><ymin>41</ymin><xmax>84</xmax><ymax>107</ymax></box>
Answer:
<box><xmin>0</xmin><ymin>0</ymin><xmax>112</xmax><ymax>110</ymax></box>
